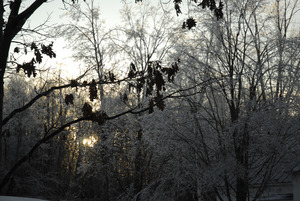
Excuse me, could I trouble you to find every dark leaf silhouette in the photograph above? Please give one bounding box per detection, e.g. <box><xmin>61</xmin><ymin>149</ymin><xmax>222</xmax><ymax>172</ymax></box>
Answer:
<box><xmin>154</xmin><ymin>70</ymin><xmax>165</xmax><ymax>92</ymax></box>
<box><xmin>31</xmin><ymin>42</ymin><xmax>42</xmax><ymax>63</ymax></box>
<box><xmin>215</xmin><ymin>1</ymin><xmax>224</xmax><ymax>20</ymax></box>
<box><xmin>162</xmin><ymin>61</ymin><xmax>179</xmax><ymax>82</ymax></box>
<box><xmin>128</xmin><ymin>69</ymin><xmax>135</xmax><ymax>78</ymax></box>
<box><xmin>174</xmin><ymin>0</ymin><xmax>183</xmax><ymax>16</ymax></box>
<box><xmin>89</xmin><ymin>79</ymin><xmax>98</xmax><ymax>101</ymax></box>
<box><xmin>41</xmin><ymin>42</ymin><xmax>56</xmax><ymax>59</ymax></box>
<box><xmin>199</xmin><ymin>0</ymin><xmax>223</xmax><ymax>20</ymax></box>
<box><xmin>30</xmin><ymin>42</ymin><xmax>56</xmax><ymax>64</ymax></box>
<box><xmin>174</xmin><ymin>4</ymin><xmax>182</xmax><ymax>16</ymax></box>
<box><xmin>82</xmin><ymin>102</ymin><xmax>93</xmax><ymax>117</ymax></box>
<box><xmin>70</xmin><ymin>80</ymin><xmax>79</xmax><ymax>87</ymax></box>
<box><xmin>109</xmin><ymin>71</ymin><xmax>115</xmax><ymax>82</ymax></box>
<box><xmin>183</xmin><ymin>17</ymin><xmax>197</xmax><ymax>30</ymax></box>
<box><xmin>93</xmin><ymin>110</ymin><xmax>107</xmax><ymax>125</ymax></box>
<box><xmin>82</xmin><ymin>102</ymin><xmax>107</xmax><ymax>125</ymax></box>
<box><xmin>16</xmin><ymin>59</ymin><xmax>37</xmax><ymax>77</ymax></box>
<box><xmin>127</xmin><ymin>59</ymin><xmax>179</xmax><ymax>111</ymax></box>
<box><xmin>31</xmin><ymin>42</ymin><xmax>37</xmax><ymax>50</ymax></box>
<box><xmin>14</xmin><ymin>47</ymin><xmax>19</xmax><ymax>53</ymax></box>
<box><xmin>65</xmin><ymin>94</ymin><xmax>74</xmax><ymax>105</ymax></box>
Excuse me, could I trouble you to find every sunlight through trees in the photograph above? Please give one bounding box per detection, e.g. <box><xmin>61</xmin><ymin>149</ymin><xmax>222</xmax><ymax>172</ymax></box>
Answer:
<box><xmin>0</xmin><ymin>0</ymin><xmax>299</xmax><ymax>201</ymax></box>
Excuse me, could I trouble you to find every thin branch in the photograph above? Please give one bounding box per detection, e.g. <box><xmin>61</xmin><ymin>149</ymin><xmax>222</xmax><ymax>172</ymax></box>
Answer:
<box><xmin>0</xmin><ymin>116</ymin><xmax>87</xmax><ymax>192</ymax></box>
<box><xmin>3</xmin><ymin>77</ymin><xmax>129</xmax><ymax>126</ymax></box>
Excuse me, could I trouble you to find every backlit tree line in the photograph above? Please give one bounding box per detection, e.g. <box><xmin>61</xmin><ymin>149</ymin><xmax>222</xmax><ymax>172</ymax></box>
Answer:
<box><xmin>0</xmin><ymin>0</ymin><xmax>299</xmax><ymax>201</ymax></box>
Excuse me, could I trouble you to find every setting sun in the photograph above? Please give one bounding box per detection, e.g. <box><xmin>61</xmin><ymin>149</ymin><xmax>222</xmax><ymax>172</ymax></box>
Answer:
<box><xmin>82</xmin><ymin>136</ymin><xmax>97</xmax><ymax>147</ymax></box>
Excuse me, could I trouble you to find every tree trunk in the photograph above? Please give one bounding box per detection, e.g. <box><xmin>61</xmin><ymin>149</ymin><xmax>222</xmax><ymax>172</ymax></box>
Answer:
<box><xmin>134</xmin><ymin>129</ymin><xmax>143</xmax><ymax>197</ymax></box>
<box><xmin>0</xmin><ymin>39</ymin><xmax>10</xmax><ymax>178</ymax></box>
<box><xmin>235</xmin><ymin>126</ymin><xmax>249</xmax><ymax>201</ymax></box>
<box><xmin>0</xmin><ymin>78</ymin><xmax>4</xmax><ymax>167</ymax></box>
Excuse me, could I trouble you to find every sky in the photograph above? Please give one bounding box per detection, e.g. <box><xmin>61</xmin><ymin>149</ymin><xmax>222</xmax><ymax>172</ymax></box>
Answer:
<box><xmin>26</xmin><ymin>0</ymin><xmax>163</xmax><ymax>30</ymax></box>
<box><xmin>22</xmin><ymin>0</ymin><xmax>180</xmax><ymax>79</ymax></box>
<box><xmin>20</xmin><ymin>1</ymin><xmax>124</xmax><ymax>78</ymax></box>
<box><xmin>19</xmin><ymin>0</ymin><xmax>300</xmax><ymax>79</ymax></box>
<box><xmin>22</xmin><ymin>0</ymin><xmax>154</xmax><ymax>79</ymax></box>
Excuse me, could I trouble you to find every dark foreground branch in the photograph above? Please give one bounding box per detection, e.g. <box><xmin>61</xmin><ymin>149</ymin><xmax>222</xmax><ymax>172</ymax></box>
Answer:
<box><xmin>0</xmin><ymin>103</ymin><xmax>144</xmax><ymax>192</ymax></box>
<box><xmin>0</xmin><ymin>79</ymin><xmax>209</xmax><ymax>193</ymax></box>
<box><xmin>2</xmin><ymin>77</ymin><xmax>128</xmax><ymax>126</ymax></box>
<box><xmin>0</xmin><ymin>117</ymin><xmax>87</xmax><ymax>193</ymax></box>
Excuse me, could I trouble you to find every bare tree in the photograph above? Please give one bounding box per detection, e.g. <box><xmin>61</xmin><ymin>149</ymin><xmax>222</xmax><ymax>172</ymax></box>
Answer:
<box><xmin>162</xmin><ymin>0</ymin><xmax>300</xmax><ymax>200</ymax></box>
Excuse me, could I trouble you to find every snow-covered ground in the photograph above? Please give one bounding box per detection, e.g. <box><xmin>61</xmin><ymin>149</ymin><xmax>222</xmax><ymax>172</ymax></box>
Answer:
<box><xmin>0</xmin><ymin>196</ymin><xmax>47</xmax><ymax>201</ymax></box>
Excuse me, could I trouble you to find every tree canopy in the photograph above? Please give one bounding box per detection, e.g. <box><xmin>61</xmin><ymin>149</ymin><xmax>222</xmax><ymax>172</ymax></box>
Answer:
<box><xmin>0</xmin><ymin>0</ymin><xmax>299</xmax><ymax>201</ymax></box>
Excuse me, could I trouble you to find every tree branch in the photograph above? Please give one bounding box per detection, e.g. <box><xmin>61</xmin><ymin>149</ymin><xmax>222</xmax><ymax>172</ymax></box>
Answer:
<box><xmin>4</xmin><ymin>0</ymin><xmax>47</xmax><ymax>40</ymax></box>
<box><xmin>0</xmin><ymin>116</ymin><xmax>87</xmax><ymax>192</ymax></box>
<box><xmin>0</xmin><ymin>78</ymin><xmax>211</xmax><ymax>192</ymax></box>
<box><xmin>3</xmin><ymin>77</ymin><xmax>129</xmax><ymax>126</ymax></box>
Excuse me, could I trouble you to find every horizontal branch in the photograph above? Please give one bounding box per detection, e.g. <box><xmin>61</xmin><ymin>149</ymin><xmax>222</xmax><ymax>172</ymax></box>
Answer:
<box><xmin>0</xmin><ymin>117</ymin><xmax>87</xmax><ymax>192</ymax></box>
<box><xmin>0</xmin><ymin>78</ymin><xmax>211</xmax><ymax>191</ymax></box>
<box><xmin>3</xmin><ymin>77</ymin><xmax>129</xmax><ymax>126</ymax></box>
<box><xmin>3</xmin><ymin>83</ymin><xmax>71</xmax><ymax>126</ymax></box>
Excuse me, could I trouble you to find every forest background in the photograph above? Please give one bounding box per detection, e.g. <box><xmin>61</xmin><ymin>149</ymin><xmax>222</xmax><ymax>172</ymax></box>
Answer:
<box><xmin>0</xmin><ymin>0</ymin><xmax>300</xmax><ymax>201</ymax></box>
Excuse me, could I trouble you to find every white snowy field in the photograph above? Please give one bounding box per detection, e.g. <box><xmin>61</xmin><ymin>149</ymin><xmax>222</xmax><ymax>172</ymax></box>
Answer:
<box><xmin>0</xmin><ymin>196</ymin><xmax>47</xmax><ymax>201</ymax></box>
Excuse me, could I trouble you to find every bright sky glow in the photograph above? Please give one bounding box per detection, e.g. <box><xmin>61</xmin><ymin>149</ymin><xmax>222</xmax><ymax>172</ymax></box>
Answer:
<box><xmin>23</xmin><ymin>0</ymin><xmax>127</xmax><ymax>79</ymax></box>
<box><xmin>26</xmin><ymin>0</ymin><xmax>124</xmax><ymax>27</ymax></box>
<box><xmin>20</xmin><ymin>0</ymin><xmax>300</xmax><ymax>79</ymax></box>
<box><xmin>24</xmin><ymin>0</ymin><xmax>173</xmax><ymax>79</ymax></box>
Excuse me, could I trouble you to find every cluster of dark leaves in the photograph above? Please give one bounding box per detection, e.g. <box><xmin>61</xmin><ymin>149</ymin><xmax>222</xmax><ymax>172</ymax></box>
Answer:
<box><xmin>64</xmin><ymin>58</ymin><xmax>178</xmax><ymax>120</ymax></box>
<box><xmin>65</xmin><ymin>94</ymin><xmax>74</xmax><ymax>105</ymax></box>
<box><xmin>16</xmin><ymin>42</ymin><xmax>56</xmax><ymax>77</ymax></box>
<box><xmin>182</xmin><ymin>18</ymin><xmax>197</xmax><ymax>30</ymax></box>
<box><xmin>65</xmin><ymin>79</ymin><xmax>98</xmax><ymax>103</ymax></box>
<box><xmin>82</xmin><ymin>102</ymin><xmax>107</xmax><ymax>125</ymax></box>
<box><xmin>89</xmin><ymin>79</ymin><xmax>98</xmax><ymax>101</ymax></box>
<box><xmin>65</xmin><ymin>79</ymin><xmax>105</xmax><ymax>125</ymax></box>
<box><xmin>30</xmin><ymin>42</ymin><xmax>56</xmax><ymax>64</ymax></box>
<box><xmin>41</xmin><ymin>42</ymin><xmax>56</xmax><ymax>59</ymax></box>
<box><xmin>14</xmin><ymin>47</ymin><xmax>20</xmax><ymax>53</ymax></box>
<box><xmin>71</xmin><ymin>79</ymin><xmax>79</xmax><ymax>87</ymax></box>
<box><xmin>162</xmin><ymin>61</ymin><xmax>179</xmax><ymax>82</ymax></box>
<box><xmin>100</xmin><ymin>71</ymin><xmax>116</xmax><ymax>83</ymax></box>
<box><xmin>61</xmin><ymin>60</ymin><xmax>179</xmax><ymax>126</ymax></box>
<box><xmin>135</xmin><ymin>0</ymin><xmax>223</xmax><ymax>27</ymax></box>
<box><xmin>16</xmin><ymin>59</ymin><xmax>37</xmax><ymax>77</ymax></box>
<box><xmin>174</xmin><ymin>0</ymin><xmax>183</xmax><ymax>16</ymax></box>
<box><xmin>31</xmin><ymin>42</ymin><xmax>42</xmax><ymax>63</ymax></box>
<box><xmin>175</xmin><ymin>0</ymin><xmax>224</xmax><ymax>30</ymax></box>
<box><xmin>127</xmin><ymin>60</ymin><xmax>179</xmax><ymax>113</ymax></box>
<box><xmin>199</xmin><ymin>0</ymin><xmax>224</xmax><ymax>20</ymax></box>
<box><xmin>108</xmin><ymin>71</ymin><xmax>115</xmax><ymax>82</ymax></box>
<box><xmin>64</xmin><ymin>78</ymin><xmax>109</xmax><ymax>124</ymax></box>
